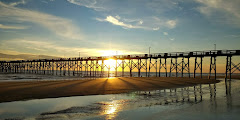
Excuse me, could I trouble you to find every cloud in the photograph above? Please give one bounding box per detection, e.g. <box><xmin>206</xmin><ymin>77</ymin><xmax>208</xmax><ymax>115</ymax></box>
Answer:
<box><xmin>138</xmin><ymin>20</ymin><xmax>143</xmax><ymax>25</ymax></box>
<box><xmin>0</xmin><ymin>52</ymin><xmax>59</xmax><ymax>61</ymax></box>
<box><xmin>0</xmin><ymin>38</ymin><xmax>144</xmax><ymax>58</ymax></box>
<box><xmin>97</xmin><ymin>15</ymin><xmax>177</xmax><ymax>30</ymax></box>
<box><xmin>115</xmin><ymin>15</ymin><xmax>121</xmax><ymax>20</ymax></box>
<box><xmin>153</xmin><ymin>27</ymin><xmax>159</xmax><ymax>30</ymax></box>
<box><xmin>152</xmin><ymin>17</ymin><xmax>177</xmax><ymax>29</ymax></box>
<box><xmin>162</xmin><ymin>32</ymin><xmax>175</xmax><ymax>41</ymax></box>
<box><xmin>96</xmin><ymin>16</ymin><xmax>145</xmax><ymax>29</ymax></box>
<box><xmin>9</xmin><ymin>0</ymin><xmax>26</xmax><ymax>6</ymax></box>
<box><xmin>68</xmin><ymin>0</ymin><xmax>178</xmax><ymax>30</ymax></box>
<box><xmin>67</xmin><ymin>0</ymin><xmax>181</xmax><ymax>15</ymax></box>
<box><xmin>195</xmin><ymin>0</ymin><xmax>240</xmax><ymax>27</ymax></box>
<box><xmin>0</xmin><ymin>1</ymin><xmax>83</xmax><ymax>40</ymax></box>
<box><xmin>67</xmin><ymin>0</ymin><xmax>106</xmax><ymax>11</ymax></box>
<box><xmin>0</xmin><ymin>38</ymin><xmax>97</xmax><ymax>57</ymax></box>
<box><xmin>163</xmin><ymin>32</ymin><xmax>168</xmax><ymax>36</ymax></box>
<box><xmin>146</xmin><ymin>0</ymin><xmax>180</xmax><ymax>14</ymax></box>
<box><xmin>0</xmin><ymin>24</ymin><xmax>27</xmax><ymax>29</ymax></box>
<box><xmin>104</xmin><ymin>16</ymin><xmax>136</xmax><ymax>29</ymax></box>
<box><xmin>166</xmin><ymin>20</ymin><xmax>177</xmax><ymax>29</ymax></box>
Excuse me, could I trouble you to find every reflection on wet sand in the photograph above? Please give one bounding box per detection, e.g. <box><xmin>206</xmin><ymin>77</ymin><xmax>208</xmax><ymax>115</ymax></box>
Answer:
<box><xmin>225</xmin><ymin>79</ymin><xmax>233</xmax><ymax>111</ymax></box>
<box><xmin>101</xmin><ymin>101</ymin><xmax>121</xmax><ymax>120</ymax></box>
<box><xmin>0</xmin><ymin>79</ymin><xmax>239</xmax><ymax>120</ymax></box>
<box><xmin>38</xmin><ymin>80</ymin><xmax>236</xmax><ymax>120</ymax></box>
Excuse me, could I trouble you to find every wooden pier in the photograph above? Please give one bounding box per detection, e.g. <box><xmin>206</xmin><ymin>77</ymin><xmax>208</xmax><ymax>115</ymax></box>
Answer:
<box><xmin>0</xmin><ymin>50</ymin><xmax>239</xmax><ymax>80</ymax></box>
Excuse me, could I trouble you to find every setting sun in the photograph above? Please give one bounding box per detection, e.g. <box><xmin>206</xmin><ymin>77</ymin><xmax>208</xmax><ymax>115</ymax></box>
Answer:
<box><xmin>104</xmin><ymin>59</ymin><xmax>116</xmax><ymax>71</ymax></box>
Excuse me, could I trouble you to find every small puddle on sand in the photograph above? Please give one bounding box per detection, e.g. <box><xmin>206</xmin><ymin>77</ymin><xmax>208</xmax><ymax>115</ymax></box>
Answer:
<box><xmin>0</xmin><ymin>79</ymin><xmax>240</xmax><ymax>120</ymax></box>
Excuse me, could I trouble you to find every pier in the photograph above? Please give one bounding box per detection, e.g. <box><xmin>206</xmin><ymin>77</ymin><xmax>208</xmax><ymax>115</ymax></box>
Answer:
<box><xmin>0</xmin><ymin>50</ymin><xmax>239</xmax><ymax>80</ymax></box>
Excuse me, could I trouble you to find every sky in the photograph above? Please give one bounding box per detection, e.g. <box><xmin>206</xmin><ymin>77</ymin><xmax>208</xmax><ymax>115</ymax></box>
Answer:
<box><xmin>0</xmin><ymin>0</ymin><xmax>240</xmax><ymax>58</ymax></box>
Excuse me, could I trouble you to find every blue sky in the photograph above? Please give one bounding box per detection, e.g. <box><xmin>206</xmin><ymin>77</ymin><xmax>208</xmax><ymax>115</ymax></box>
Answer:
<box><xmin>0</xmin><ymin>0</ymin><xmax>239</xmax><ymax>58</ymax></box>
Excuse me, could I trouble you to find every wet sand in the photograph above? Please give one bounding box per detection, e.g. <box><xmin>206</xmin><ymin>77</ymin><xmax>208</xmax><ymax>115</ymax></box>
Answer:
<box><xmin>0</xmin><ymin>77</ymin><xmax>219</xmax><ymax>103</ymax></box>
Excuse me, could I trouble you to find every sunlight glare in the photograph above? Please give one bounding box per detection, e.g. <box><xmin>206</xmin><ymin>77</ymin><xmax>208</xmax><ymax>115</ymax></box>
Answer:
<box><xmin>105</xmin><ymin>59</ymin><xmax>116</xmax><ymax>71</ymax></box>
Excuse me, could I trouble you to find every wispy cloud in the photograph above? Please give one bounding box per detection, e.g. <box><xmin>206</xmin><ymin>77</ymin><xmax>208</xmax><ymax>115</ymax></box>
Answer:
<box><xmin>67</xmin><ymin>0</ymin><xmax>106</xmax><ymax>11</ymax></box>
<box><xmin>105</xmin><ymin>16</ymin><xmax>134</xmax><ymax>28</ymax></box>
<box><xmin>162</xmin><ymin>32</ymin><xmax>175</xmax><ymax>41</ymax></box>
<box><xmin>195</xmin><ymin>0</ymin><xmax>240</xmax><ymax>27</ymax></box>
<box><xmin>67</xmin><ymin>0</ymin><xmax>180</xmax><ymax>14</ymax></box>
<box><xmin>68</xmin><ymin>0</ymin><xmax>178</xmax><ymax>30</ymax></box>
<box><xmin>97</xmin><ymin>16</ymin><xmax>141</xmax><ymax>29</ymax></box>
<box><xmin>0</xmin><ymin>38</ymin><xmax>97</xmax><ymax>57</ymax></box>
<box><xmin>146</xmin><ymin>0</ymin><xmax>180</xmax><ymax>14</ymax></box>
<box><xmin>153</xmin><ymin>17</ymin><xmax>177</xmax><ymax>29</ymax></box>
<box><xmin>9</xmin><ymin>0</ymin><xmax>26</xmax><ymax>7</ymax></box>
<box><xmin>166</xmin><ymin>20</ymin><xmax>177</xmax><ymax>29</ymax></box>
<box><xmin>0</xmin><ymin>38</ymin><xmax>143</xmax><ymax>58</ymax></box>
<box><xmin>0</xmin><ymin>24</ymin><xmax>27</xmax><ymax>29</ymax></box>
<box><xmin>163</xmin><ymin>32</ymin><xmax>168</xmax><ymax>36</ymax></box>
<box><xmin>0</xmin><ymin>1</ymin><xmax>83</xmax><ymax>40</ymax></box>
<box><xmin>96</xmin><ymin>15</ymin><xmax>177</xmax><ymax>30</ymax></box>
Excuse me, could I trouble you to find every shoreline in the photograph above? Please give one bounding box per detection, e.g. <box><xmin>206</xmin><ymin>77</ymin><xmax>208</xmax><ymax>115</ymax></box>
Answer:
<box><xmin>0</xmin><ymin>77</ymin><xmax>221</xmax><ymax>103</ymax></box>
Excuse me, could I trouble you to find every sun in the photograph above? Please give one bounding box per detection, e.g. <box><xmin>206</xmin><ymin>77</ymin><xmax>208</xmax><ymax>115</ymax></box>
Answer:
<box><xmin>104</xmin><ymin>59</ymin><xmax>116</xmax><ymax>70</ymax></box>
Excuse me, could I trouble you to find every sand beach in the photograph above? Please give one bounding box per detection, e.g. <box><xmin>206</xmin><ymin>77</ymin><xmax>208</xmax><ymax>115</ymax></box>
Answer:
<box><xmin>0</xmin><ymin>77</ymin><xmax>219</xmax><ymax>103</ymax></box>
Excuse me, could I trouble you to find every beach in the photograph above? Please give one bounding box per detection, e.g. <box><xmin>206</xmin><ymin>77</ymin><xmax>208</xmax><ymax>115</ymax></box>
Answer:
<box><xmin>0</xmin><ymin>77</ymin><xmax>219</xmax><ymax>103</ymax></box>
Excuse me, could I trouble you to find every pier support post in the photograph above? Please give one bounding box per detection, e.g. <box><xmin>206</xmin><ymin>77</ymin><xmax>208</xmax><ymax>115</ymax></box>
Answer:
<box><xmin>122</xmin><ymin>60</ymin><xmax>124</xmax><ymax>77</ymax></box>
<box><xmin>0</xmin><ymin>62</ymin><xmax>3</xmax><ymax>73</ymax></box>
<box><xmin>138</xmin><ymin>59</ymin><xmax>141</xmax><ymax>77</ymax></box>
<box><xmin>169</xmin><ymin>57</ymin><xmax>178</xmax><ymax>77</ymax></box>
<box><xmin>148</xmin><ymin>58</ymin><xmax>157</xmax><ymax>77</ymax></box>
<box><xmin>145</xmin><ymin>59</ymin><xmax>148</xmax><ymax>77</ymax></box>
<box><xmin>208</xmin><ymin>56</ymin><xmax>216</xmax><ymax>80</ymax></box>
<box><xmin>155</xmin><ymin>58</ymin><xmax>158</xmax><ymax>77</ymax></box>
<box><xmin>96</xmin><ymin>60</ymin><xmax>99</xmax><ymax>77</ymax></box>
<box><xmin>139</xmin><ymin>58</ymin><xmax>147</xmax><ymax>77</ymax></box>
<box><xmin>108</xmin><ymin>63</ymin><xmax>110</xmax><ymax>78</ymax></box>
<box><xmin>56</xmin><ymin>62</ymin><xmax>59</xmax><ymax>75</ymax></box>
<box><xmin>80</xmin><ymin>61</ymin><xmax>83</xmax><ymax>77</ymax></box>
<box><xmin>148</xmin><ymin>58</ymin><xmax>151</xmax><ymax>77</ymax></box>
<box><xmin>169</xmin><ymin>58</ymin><xmax>173</xmax><ymax>77</ymax></box>
<box><xmin>180</xmin><ymin>57</ymin><xmax>190</xmax><ymax>78</ymax></box>
<box><xmin>52</xmin><ymin>61</ymin><xmax>54</xmax><ymax>75</ymax></box>
<box><xmin>225</xmin><ymin>56</ymin><xmax>230</xmax><ymax>95</ymax></box>
<box><xmin>63</xmin><ymin>61</ymin><xmax>66</xmax><ymax>76</ymax></box>
<box><xmin>101</xmin><ymin>60</ymin><xmax>104</xmax><ymax>77</ymax></box>
<box><xmin>130</xmin><ymin>59</ymin><xmax>132</xmax><ymax>77</ymax></box>
<box><xmin>175</xmin><ymin>57</ymin><xmax>178</xmax><ymax>77</ymax></box>
<box><xmin>67</xmin><ymin>61</ymin><xmax>70</xmax><ymax>76</ymax></box>
<box><xmin>85</xmin><ymin>61</ymin><xmax>88</xmax><ymax>77</ymax></box>
<box><xmin>90</xmin><ymin>60</ymin><xmax>93</xmax><ymax>77</ymax></box>
<box><xmin>115</xmin><ymin>59</ymin><xmax>118</xmax><ymax>77</ymax></box>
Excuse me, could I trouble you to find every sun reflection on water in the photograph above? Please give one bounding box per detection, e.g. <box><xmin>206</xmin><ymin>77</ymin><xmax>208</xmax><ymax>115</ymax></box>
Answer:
<box><xmin>106</xmin><ymin>104</ymin><xmax>117</xmax><ymax>114</ymax></box>
<box><xmin>101</xmin><ymin>101</ymin><xmax>121</xmax><ymax>120</ymax></box>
